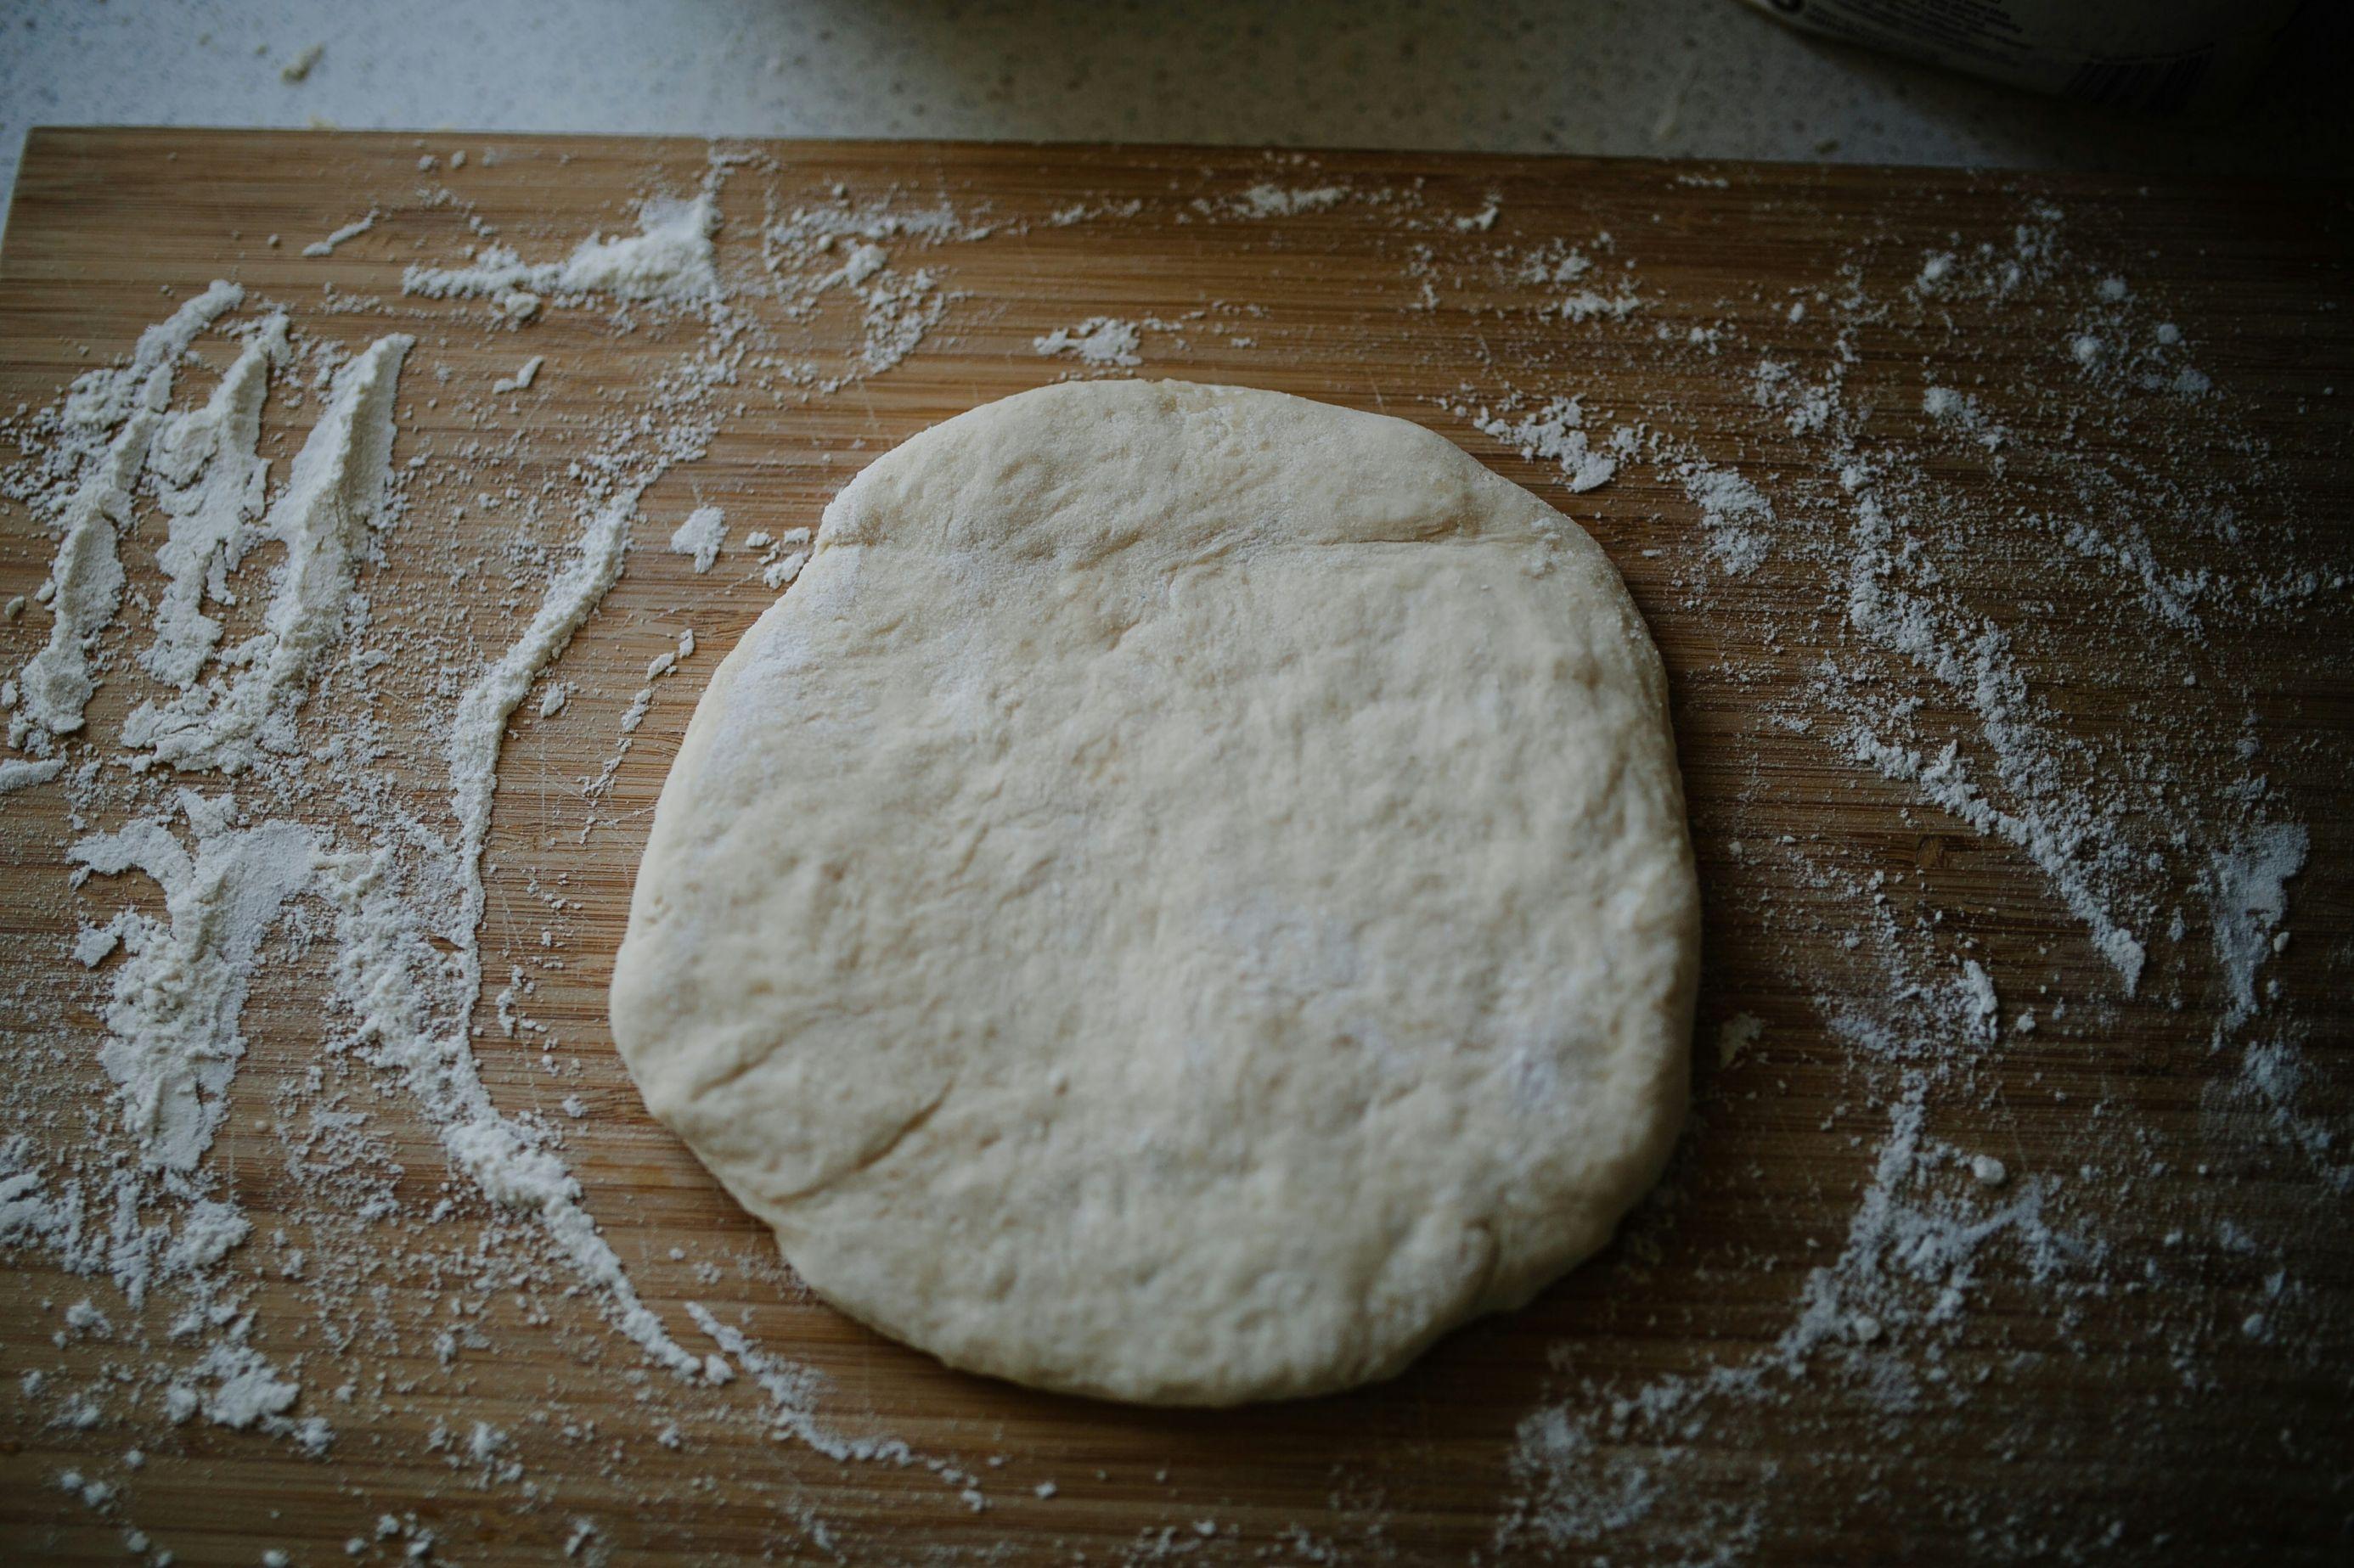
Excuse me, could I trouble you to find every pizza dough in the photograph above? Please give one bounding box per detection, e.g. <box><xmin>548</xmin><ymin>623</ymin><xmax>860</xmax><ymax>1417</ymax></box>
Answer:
<box><xmin>610</xmin><ymin>380</ymin><xmax>1699</xmax><ymax>1405</ymax></box>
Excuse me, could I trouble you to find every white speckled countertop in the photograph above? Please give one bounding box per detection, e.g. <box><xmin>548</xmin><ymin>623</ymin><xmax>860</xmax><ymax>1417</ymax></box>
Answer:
<box><xmin>1</xmin><ymin>0</ymin><xmax>2346</xmax><ymax>216</ymax></box>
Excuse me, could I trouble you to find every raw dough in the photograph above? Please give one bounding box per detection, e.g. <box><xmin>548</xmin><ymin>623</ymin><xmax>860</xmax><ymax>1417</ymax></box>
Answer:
<box><xmin>611</xmin><ymin>381</ymin><xmax>1699</xmax><ymax>1405</ymax></box>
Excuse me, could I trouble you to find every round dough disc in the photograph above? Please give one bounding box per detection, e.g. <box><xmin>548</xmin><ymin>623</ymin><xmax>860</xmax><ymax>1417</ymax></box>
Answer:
<box><xmin>611</xmin><ymin>380</ymin><xmax>1699</xmax><ymax>1405</ymax></box>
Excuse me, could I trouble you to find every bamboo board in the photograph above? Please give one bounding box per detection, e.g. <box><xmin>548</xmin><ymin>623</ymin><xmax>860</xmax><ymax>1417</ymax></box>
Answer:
<box><xmin>0</xmin><ymin>130</ymin><xmax>2349</xmax><ymax>1565</ymax></box>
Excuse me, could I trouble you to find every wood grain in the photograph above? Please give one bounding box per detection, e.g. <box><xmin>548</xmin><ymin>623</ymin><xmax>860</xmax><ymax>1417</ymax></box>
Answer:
<box><xmin>0</xmin><ymin>130</ymin><xmax>2349</xmax><ymax>1565</ymax></box>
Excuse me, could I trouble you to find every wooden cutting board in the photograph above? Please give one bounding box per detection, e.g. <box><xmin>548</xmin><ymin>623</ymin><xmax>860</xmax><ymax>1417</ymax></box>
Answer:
<box><xmin>1</xmin><ymin>130</ymin><xmax>2349</xmax><ymax>1566</ymax></box>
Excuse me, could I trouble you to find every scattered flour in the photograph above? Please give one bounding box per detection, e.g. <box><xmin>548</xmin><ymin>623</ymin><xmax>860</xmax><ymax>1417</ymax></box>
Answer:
<box><xmin>0</xmin><ymin>755</ymin><xmax>65</xmax><ymax>795</ymax></box>
<box><xmin>1958</xmin><ymin>958</ymin><xmax>1998</xmax><ymax>1042</ymax></box>
<box><xmin>2206</xmin><ymin>823</ymin><xmax>2307</xmax><ymax>1035</ymax></box>
<box><xmin>140</xmin><ymin>314</ymin><xmax>291</xmax><ymax>688</ymax></box>
<box><xmin>1216</xmin><ymin>183</ymin><xmax>1347</xmax><ymax>219</ymax></box>
<box><xmin>685</xmin><ymin>1302</ymin><xmax>986</xmax><ymax>1506</ymax></box>
<box><xmin>1467</xmin><ymin>396</ymin><xmax>1622</xmax><ymax>493</ymax></box>
<box><xmin>1034</xmin><ymin>317</ymin><xmax>1143</xmax><ymax>368</ymax></box>
<box><xmin>1922</xmin><ymin>383</ymin><xmax>2008</xmax><ymax>449</ymax></box>
<box><xmin>1716</xmin><ymin>1013</ymin><xmax>1763</xmax><ymax>1070</ymax></box>
<box><xmin>1455</xmin><ymin>198</ymin><xmax>1502</xmax><ymax>233</ymax></box>
<box><xmin>1506</xmin><ymin>1085</ymin><xmax>2089</xmax><ymax>1553</ymax></box>
<box><xmin>1680</xmin><ymin>463</ymin><xmax>1771</xmax><ymax>573</ymax></box>
<box><xmin>124</xmin><ymin>333</ymin><xmax>413</xmax><ymax>772</ymax></box>
<box><xmin>403</xmin><ymin>193</ymin><xmax>721</xmax><ymax>307</ymax></box>
<box><xmin>15</xmin><ymin>282</ymin><xmax>244</xmax><ymax>739</ymax></box>
<box><xmin>318</xmin><ymin>483</ymin><xmax>704</xmax><ymax>1380</ymax></box>
<box><xmin>491</xmin><ymin>354</ymin><xmax>544</xmax><ymax>394</ymax></box>
<box><xmin>1557</xmin><ymin>286</ymin><xmax>1642</xmax><ymax>323</ymax></box>
<box><xmin>301</xmin><ymin>212</ymin><xmax>377</xmax><ymax>258</ymax></box>
<box><xmin>72</xmin><ymin>795</ymin><xmax>315</xmax><ymax>1172</ymax></box>
<box><xmin>667</xmin><ymin>504</ymin><xmax>727</xmax><ymax>573</ymax></box>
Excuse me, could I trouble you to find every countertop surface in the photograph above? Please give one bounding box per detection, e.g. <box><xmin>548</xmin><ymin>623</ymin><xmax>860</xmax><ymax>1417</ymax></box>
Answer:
<box><xmin>0</xmin><ymin>127</ymin><xmax>2346</xmax><ymax>1565</ymax></box>
<box><xmin>2</xmin><ymin>0</ymin><xmax>2350</xmax><ymax>224</ymax></box>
